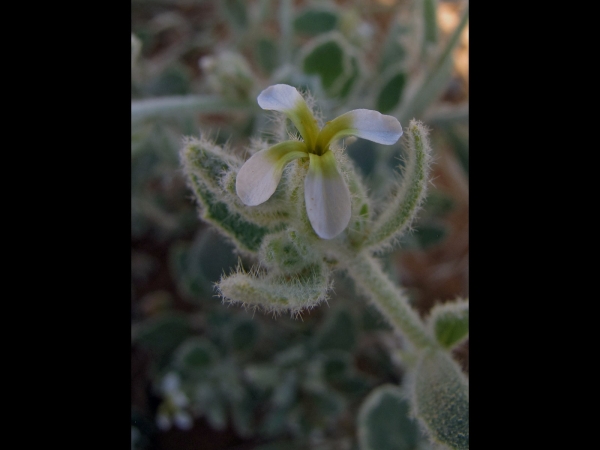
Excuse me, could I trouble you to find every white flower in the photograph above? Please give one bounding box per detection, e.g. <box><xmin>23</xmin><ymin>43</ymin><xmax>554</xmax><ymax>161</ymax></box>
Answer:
<box><xmin>236</xmin><ymin>84</ymin><xmax>403</xmax><ymax>239</ymax></box>
<box><xmin>156</xmin><ymin>372</ymin><xmax>193</xmax><ymax>431</ymax></box>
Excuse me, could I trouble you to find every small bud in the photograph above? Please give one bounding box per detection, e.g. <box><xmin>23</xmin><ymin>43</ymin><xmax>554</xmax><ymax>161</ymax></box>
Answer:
<box><xmin>217</xmin><ymin>262</ymin><xmax>331</xmax><ymax>316</ymax></box>
<box><xmin>200</xmin><ymin>51</ymin><xmax>254</xmax><ymax>101</ymax></box>
<box><xmin>259</xmin><ymin>229</ymin><xmax>319</xmax><ymax>273</ymax></box>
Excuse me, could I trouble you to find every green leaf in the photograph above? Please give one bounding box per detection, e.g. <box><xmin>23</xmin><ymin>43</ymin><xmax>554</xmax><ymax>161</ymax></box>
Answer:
<box><xmin>316</xmin><ymin>309</ymin><xmax>356</xmax><ymax>352</ymax></box>
<box><xmin>338</xmin><ymin>55</ymin><xmax>360</xmax><ymax>99</ymax></box>
<box><xmin>366</xmin><ymin>121</ymin><xmax>433</xmax><ymax>253</ymax></box>
<box><xmin>189</xmin><ymin>173</ymin><xmax>269</xmax><ymax>253</ymax></box>
<box><xmin>205</xmin><ymin>394</ymin><xmax>228</xmax><ymax>430</ymax></box>
<box><xmin>398</xmin><ymin>5</ymin><xmax>469</xmax><ymax>124</ymax></box>
<box><xmin>245</xmin><ymin>364</ymin><xmax>280</xmax><ymax>391</ymax></box>
<box><xmin>169</xmin><ymin>230</ymin><xmax>239</xmax><ymax>300</ymax></box>
<box><xmin>301</xmin><ymin>33</ymin><xmax>353</xmax><ymax>96</ymax></box>
<box><xmin>273</xmin><ymin>371</ymin><xmax>298</xmax><ymax>408</ymax></box>
<box><xmin>423</xmin><ymin>0</ymin><xmax>438</xmax><ymax>46</ymax></box>
<box><xmin>181</xmin><ymin>138</ymin><xmax>285</xmax><ymax>253</ymax></box>
<box><xmin>256</xmin><ymin>37</ymin><xmax>279</xmax><ymax>74</ymax></box>
<box><xmin>261</xmin><ymin>406</ymin><xmax>289</xmax><ymax>437</ymax></box>
<box><xmin>217</xmin><ymin>263</ymin><xmax>331</xmax><ymax>314</ymax></box>
<box><xmin>294</xmin><ymin>9</ymin><xmax>338</xmax><ymax>35</ymax></box>
<box><xmin>358</xmin><ymin>384</ymin><xmax>420</xmax><ymax>450</ymax></box>
<box><xmin>230</xmin><ymin>390</ymin><xmax>255</xmax><ymax>437</ymax></box>
<box><xmin>445</xmin><ymin>124</ymin><xmax>469</xmax><ymax>175</ymax></box>
<box><xmin>221</xmin><ymin>0</ymin><xmax>247</xmax><ymax>29</ymax></box>
<box><xmin>321</xmin><ymin>350</ymin><xmax>352</xmax><ymax>384</ymax></box>
<box><xmin>376</xmin><ymin>71</ymin><xmax>407</xmax><ymax>114</ymax></box>
<box><xmin>413</xmin><ymin>350</ymin><xmax>469</xmax><ymax>449</ymax></box>
<box><xmin>132</xmin><ymin>313</ymin><xmax>191</xmax><ymax>361</ymax></box>
<box><xmin>174</xmin><ymin>337</ymin><xmax>219</xmax><ymax>372</ymax></box>
<box><xmin>230</xmin><ymin>319</ymin><xmax>260</xmax><ymax>353</ymax></box>
<box><xmin>379</xmin><ymin>23</ymin><xmax>408</xmax><ymax>73</ymax></box>
<box><xmin>413</xmin><ymin>221</ymin><xmax>447</xmax><ymax>249</ymax></box>
<box><xmin>145</xmin><ymin>65</ymin><xmax>191</xmax><ymax>97</ymax></box>
<box><xmin>429</xmin><ymin>299</ymin><xmax>469</xmax><ymax>349</ymax></box>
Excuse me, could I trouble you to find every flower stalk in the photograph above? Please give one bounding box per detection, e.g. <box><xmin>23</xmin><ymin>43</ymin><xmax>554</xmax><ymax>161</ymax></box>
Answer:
<box><xmin>343</xmin><ymin>252</ymin><xmax>435</xmax><ymax>350</ymax></box>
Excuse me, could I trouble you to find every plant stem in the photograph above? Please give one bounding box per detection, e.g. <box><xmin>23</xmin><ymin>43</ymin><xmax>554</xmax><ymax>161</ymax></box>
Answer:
<box><xmin>279</xmin><ymin>0</ymin><xmax>293</xmax><ymax>65</ymax></box>
<box><xmin>397</xmin><ymin>3</ymin><xmax>469</xmax><ymax>123</ymax></box>
<box><xmin>345</xmin><ymin>252</ymin><xmax>435</xmax><ymax>350</ymax></box>
<box><xmin>131</xmin><ymin>95</ymin><xmax>256</xmax><ymax>125</ymax></box>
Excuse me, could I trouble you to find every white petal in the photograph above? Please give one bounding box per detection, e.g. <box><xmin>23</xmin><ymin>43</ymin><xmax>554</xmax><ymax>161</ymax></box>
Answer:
<box><xmin>304</xmin><ymin>152</ymin><xmax>351</xmax><ymax>239</ymax></box>
<box><xmin>236</xmin><ymin>141</ymin><xmax>308</xmax><ymax>206</ymax></box>
<box><xmin>316</xmin><ymin>109</ymin><xmax>402</xmax><ymax>151</ymax></box>
<box><xmin>161</xmin><ymin>372</ymin><xmax>179</xmax><ymax>393</ymax></box>
<box><xmin>174</xmin><ymin>412</ymin><xmax>193</xmax><ymax>430</ymax></box>
<box><xmin>171</xmin><ymin>391</ymin><xmax>189</xmax><ymax>408</ymax></box>
<box><xmin>257</xmin><ymin>84</ymin><xmax>320</xmax><ymax>150</ymax></box>
<box><xmin>257</xmin><ymin>84</ymin><xmax>304</xmax><ymax>112</ymax></box>
<box><xmin>156</xmin><ymin>414</ymin><xmax>171</xmax><ymax>431</ymax></box>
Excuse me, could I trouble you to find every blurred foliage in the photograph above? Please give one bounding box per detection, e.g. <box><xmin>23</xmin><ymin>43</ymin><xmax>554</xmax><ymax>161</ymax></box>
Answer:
<box><xmin>132</xmin><ymin>0</ymin><xmax>468</xmax><ymax>448</ymax></box>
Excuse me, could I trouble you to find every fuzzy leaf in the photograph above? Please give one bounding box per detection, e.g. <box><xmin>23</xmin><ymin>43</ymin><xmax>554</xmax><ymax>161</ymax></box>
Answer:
<box><xmin>376</xmin><ymin>70</ymin><xmax>407</xmax><ymax>114</ymax></box>
<box><xmin>301</xmin><ymin>33</ymin><xmax>353</xmax><ymax>96</ymax></box>
<box><xmin>217</xmin><ymin>262</ymin><xmax>331</xmax><ymax>315</ymax></box>
<box><xmin>366</xmin><ymin>120</ymin><xmax>433</xmax><ymax>253</ymax></box>
<box><xmin>429</xmin><ymin>299</ymin><xmax>469</xmax><ymax>349</ymax></box>
<box><xmin>413</xmin><ymin>350</ymin><xmax>469</xmax><ymax>449</ymax></box>
<box><xmin>230</xmin><ymin>319</ymin><xmax>260</xmax><ymax>353</ymax></box>
<box><xmin>189</xmin><ymin>174</ymin><xmax>270</xmax><ymax>253</ymax></box>
<box><xmin>256</xmin><ymin>37</ymin><xmax>279</xmax><ymax>74</ymax></box>
<box><xmin>174</xmin><ymin>337</ymin><xmax>219</xmax><ymax>372</ymax></box>
<box><xmin>181</xmin><ymin>138</ymin><xmax>274</xmax><ymax>253</ymax></box>
<box><xmin>294</xmin><ymin>9</ymin><xmax>338</xmax><ymax>35</ymax></box>
<box><xmin>358</xmin><ymin>384</ymin><xmax>420</xmax><ymax>450</ymax></box>
<box><xmin>221</xmin><ymin>0</ymin><xmax>247</xmax><ymax>29</ymax></box>
<box><xmin>132</xmin><ymin>313</ymin><xmax>191</xmax><ymax>362</ymax></box>
<box><xmin>316</xmin><ymin>309</ymin><xmax>356</xmax><ymax>352</ymax></box>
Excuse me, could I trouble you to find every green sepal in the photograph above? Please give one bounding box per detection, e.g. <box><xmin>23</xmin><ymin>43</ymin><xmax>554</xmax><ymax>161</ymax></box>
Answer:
<box><xmin>259</xmin><ymin>229</ymin><xmax>319</xmax><ymax>273</ymax></box>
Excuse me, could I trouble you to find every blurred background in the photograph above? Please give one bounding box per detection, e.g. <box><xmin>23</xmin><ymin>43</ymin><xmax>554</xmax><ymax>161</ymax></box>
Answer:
<box><xmin>131</xmin><ymin>0</ymin><xmax>468</xmax><ymax>448</ymax></box>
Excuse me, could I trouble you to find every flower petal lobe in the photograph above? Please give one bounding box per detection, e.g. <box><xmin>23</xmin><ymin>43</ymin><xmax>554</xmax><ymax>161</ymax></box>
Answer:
<box><xmin>316</xmin><ymin>109</ymin><xmax>403</xmax><ymax>151</ymax></box>
<box><xmin>304</xmin><ymin>152</ymin><xmax>351</xmax><ymax>239</ymax></box>
<box><xmin>236</xmin><ymin>141</ymin><xmax>308</xmax><ymax>206</ymax></box>
<box><xmin>257</xmin><ymin>84</ymin><xmax>304</xmax><ymax>112</ymax></box>
<box><xmin>257</xmin><ymin>84</ymin><xmax>320</xmax><ymax>150</ymax></box>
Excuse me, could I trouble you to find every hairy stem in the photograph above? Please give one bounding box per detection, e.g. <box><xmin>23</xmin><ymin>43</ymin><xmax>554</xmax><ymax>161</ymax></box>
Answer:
<box><xmin>344</xmin><ymin>252</ymin><xmax>435</xmax><ymax>350</ymax></box>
